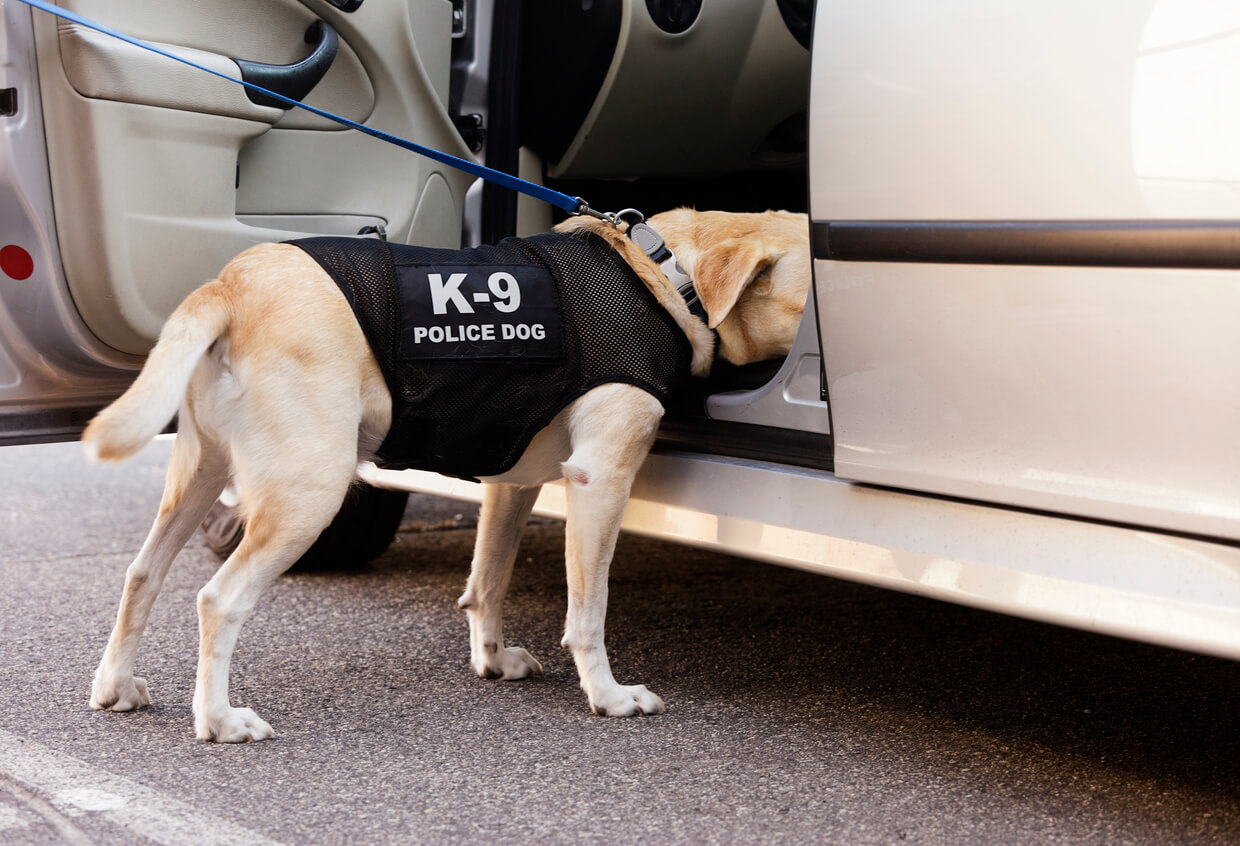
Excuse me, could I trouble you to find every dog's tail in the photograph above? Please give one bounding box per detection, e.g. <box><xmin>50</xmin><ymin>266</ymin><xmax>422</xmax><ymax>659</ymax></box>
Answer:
<box><xmin>82</xmin><ymin>280</ymin><xmax>231</xmax><ymax>463</ymax></box>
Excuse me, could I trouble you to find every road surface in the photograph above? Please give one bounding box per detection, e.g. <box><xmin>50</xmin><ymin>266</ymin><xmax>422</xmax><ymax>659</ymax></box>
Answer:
<box><xmin>1</xmin><ymin>440</ymin><xmax>1238</xmax><ymax>844</ymax></box>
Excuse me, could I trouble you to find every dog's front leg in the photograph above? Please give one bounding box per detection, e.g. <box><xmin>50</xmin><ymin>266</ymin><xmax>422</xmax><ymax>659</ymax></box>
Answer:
<box><xmin>560</xmin><ymin>385</ymin><xmax>666</xmax><ymax>717</ymax></box>
<box><xmin>458</xmin><ymin>483</ymin><xmax>543</xmax><ymax>680</ymax></box>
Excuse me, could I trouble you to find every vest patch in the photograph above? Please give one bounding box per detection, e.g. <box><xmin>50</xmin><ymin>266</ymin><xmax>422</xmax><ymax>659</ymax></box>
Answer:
<box><xmin>396</xmin><ymin>262</ymin><xmax>564</xmax><ymax>360</ymax></box>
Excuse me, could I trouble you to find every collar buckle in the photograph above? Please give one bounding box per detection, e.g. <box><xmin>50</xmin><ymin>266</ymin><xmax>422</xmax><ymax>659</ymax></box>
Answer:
<box><xmin>626</xmin><ymin>220</ymin><xmax>708</xmax><ymax>326</ymax></box>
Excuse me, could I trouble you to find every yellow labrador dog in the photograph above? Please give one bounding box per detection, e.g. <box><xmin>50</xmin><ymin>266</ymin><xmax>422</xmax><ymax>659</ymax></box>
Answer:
<box><xmin>82</xmin><ymin>209</ymin><xmax>810</xmax><ymax>742</ymax></box>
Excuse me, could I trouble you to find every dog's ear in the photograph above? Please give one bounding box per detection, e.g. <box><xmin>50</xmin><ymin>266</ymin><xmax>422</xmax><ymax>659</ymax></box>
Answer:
<box><xmin>693</xmin><ymin>239</ymin><xmax>780</xmax><ymax>329</ymax></box>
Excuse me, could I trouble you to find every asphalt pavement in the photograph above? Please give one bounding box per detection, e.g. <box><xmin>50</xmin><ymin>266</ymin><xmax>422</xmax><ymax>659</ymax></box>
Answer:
<box><xmin>2</xmin><ymin>439</ymin><xmax>1239</xmax><ymax>845</ymax></box>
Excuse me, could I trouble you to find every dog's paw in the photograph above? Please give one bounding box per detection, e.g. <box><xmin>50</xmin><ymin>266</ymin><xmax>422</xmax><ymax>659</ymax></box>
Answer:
<box><xmin>90</xmin><ymin>674</ymin><xmax>151</xmax><ymax>712</ymax></box>
<box><xmin>588</xmin><ymin>684</ymin><xmax>665</xmax><ymax>718</ymax></box>
<box><xmin>473</xmin><ymin>646</ymin><xmax>543</xmax><ymax>681</ymax></box>
<box><xmin>194</xmin><ymin>707</ymin><xmax>274</xmax><ymax>743</ymax></box>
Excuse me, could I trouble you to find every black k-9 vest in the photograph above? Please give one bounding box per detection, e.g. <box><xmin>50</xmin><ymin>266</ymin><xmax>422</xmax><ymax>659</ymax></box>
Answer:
<box><xmin>289</xmin><ymin>232</ymin><xmax>692</xmax><ymax>479</ymax></box>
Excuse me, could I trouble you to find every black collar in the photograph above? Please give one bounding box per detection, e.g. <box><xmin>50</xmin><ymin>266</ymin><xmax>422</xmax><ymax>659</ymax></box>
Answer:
<box><xmin>626</xmin><ymin>221</ymin><xmax>710</xmax><ymax>326</ymax></box>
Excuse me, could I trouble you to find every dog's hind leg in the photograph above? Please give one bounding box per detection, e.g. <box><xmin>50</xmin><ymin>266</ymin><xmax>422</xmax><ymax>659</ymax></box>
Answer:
<box><xmin>459</xmin><ymin>483</ymin><xmax>543</xmax><ymax>680</ymax></box>
<box><xmin>91</xmin><ymin>423</ymin><xmax>228</xmax><ymax>712</ymax></box>
<box><xmin>191</xmin><ymin>426</ymin><xmax>359</xmax><ymax>743</ymax></box>
<box><xmin>559</xmin><ymin>384</ymin><xmax>666</xmax><ymax>717</ymax></box>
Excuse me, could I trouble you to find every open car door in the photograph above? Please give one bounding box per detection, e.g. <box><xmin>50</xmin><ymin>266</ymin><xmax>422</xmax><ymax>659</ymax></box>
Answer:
<box><xmin>1</xmin><ymin>0</ymin><xmax>471</xmax><ymax>444</ymax></box>
<box><xmin>810</xmin><ymin>0</ymin><xmax>1240</xmax><ymax>542</ymax></box>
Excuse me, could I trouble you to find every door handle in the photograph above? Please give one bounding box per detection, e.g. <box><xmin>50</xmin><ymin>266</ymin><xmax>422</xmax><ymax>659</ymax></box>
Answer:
<box><xmin>233</xmin><ymin>21</ymin><xmax>338</xmax><ymax>109</ymax></box>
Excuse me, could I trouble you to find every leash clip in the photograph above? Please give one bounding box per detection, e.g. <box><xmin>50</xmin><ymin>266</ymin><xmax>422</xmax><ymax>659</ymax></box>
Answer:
<box><xmin>572</xmin><ymin>198</ymin><xmax>646</xmax><ymax>230</ymax></box>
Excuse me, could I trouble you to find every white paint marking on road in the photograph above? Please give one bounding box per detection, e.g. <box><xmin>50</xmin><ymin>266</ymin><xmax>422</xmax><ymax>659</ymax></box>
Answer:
<box><xmin>55</xmin><ymin>787</ymin><xmax>130</xmax><ymax>814</ymax></box>
<box><xmin>0</xmin><ymin>730</ymin><xmax>286</xmax><ymax>846</ymax></box>
<box><xmin>0</xmin><ymin>773</ymin><xmax>92</xmax><ymax>846</ymax></box>
<box><xmin>0</xmin><ymin>802</ymin><xmax>31</xmax><ymax>832</ymax></box>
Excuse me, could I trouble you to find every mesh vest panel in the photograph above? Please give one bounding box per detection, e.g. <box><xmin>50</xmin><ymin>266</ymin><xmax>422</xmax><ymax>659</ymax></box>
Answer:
<box><xmin>289</xmin><ymin>232</ymin><xmax>691</xmax><ymax>478</ymax></box>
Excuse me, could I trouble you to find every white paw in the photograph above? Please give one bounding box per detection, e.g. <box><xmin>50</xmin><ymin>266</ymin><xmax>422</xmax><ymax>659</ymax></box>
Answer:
<box><xmin>90</xmin><ymin>673</ymin><xmax>150</xmax><ymax>712</ymax></box>
<box><xmin>473</xmin><ymin>646</ymin><xmax>543</xmax><ymax>680</ymax></box>
<box><xmin>588</xmin><ymin>684</ymin><xmax>665</xmax><ymax>717</ymax></box>
<box><xmin>194</xmin><ymin>707</ymin><xmax>274</xmax><ymax>743</ymax></box>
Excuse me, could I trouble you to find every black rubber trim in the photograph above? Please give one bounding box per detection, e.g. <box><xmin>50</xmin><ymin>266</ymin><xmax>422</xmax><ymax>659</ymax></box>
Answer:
<box><xmin>0</xmin><ymin>405</ymin><xmax>107</xmax><ymax>446</ymax></box>
<box><xmin>655</xmin><ymin>418</ymin><xmax>833</xmax><ymax>473</ymax></box>
<box><xmin>814</xmin><ymin>220</ymin><xmax>1240</xmax><ymax>269</ymax></box>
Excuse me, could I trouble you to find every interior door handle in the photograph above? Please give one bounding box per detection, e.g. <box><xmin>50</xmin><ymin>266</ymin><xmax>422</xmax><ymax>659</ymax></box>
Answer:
<box><xmin>233</xmin><ymin>20</ymin><xmax>338</xmax><ymax>109</ymax></box>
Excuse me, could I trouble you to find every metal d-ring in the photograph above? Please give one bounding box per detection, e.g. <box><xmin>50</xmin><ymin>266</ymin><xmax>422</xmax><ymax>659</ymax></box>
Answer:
<box><xmin>613</xmin><ymin>208</ymin><xmax>646</xmax><ymax>229</ymax></box>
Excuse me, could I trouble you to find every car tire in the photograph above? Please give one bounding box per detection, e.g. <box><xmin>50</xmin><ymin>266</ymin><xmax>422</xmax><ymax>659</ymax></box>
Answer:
<box><xmin>200</xmin><ymin>484</ymin><xmax>410</xmax><ymax>571</ymax></box>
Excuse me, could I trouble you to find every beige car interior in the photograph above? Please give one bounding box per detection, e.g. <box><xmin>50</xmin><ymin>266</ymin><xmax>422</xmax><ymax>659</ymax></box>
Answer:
<box><xmin>34</xmin><ymin>0</ymin><xmax>471</xmax><ymax>355</ymax></box>
<box><xmin>547</xmin><ymin>0</ymin><xmax>808</xmax><ymax>180</ymax></box>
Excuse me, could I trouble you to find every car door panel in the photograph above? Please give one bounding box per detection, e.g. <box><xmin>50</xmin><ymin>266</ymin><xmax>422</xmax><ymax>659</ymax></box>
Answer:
<box><xmin>816</xmin><ymin>259</ymin><xmax>1239</xmax><ymax>540</ymax></box>
<box><xmin>810</xmin><ymin>0</ymin><xmax>1240</xmax><ymax>540</ymax></box>
<box><xmin>30</xmin><ymin>0</ymin><xmax>469</xmax><ymax>355</ymax></box>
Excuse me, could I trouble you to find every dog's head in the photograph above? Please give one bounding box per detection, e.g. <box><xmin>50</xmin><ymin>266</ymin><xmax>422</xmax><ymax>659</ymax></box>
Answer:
<box><xmin>646</xmin><ymin>209</ymin><xmax>810</xmax><ymax>367</ymax></box>
<box><xmin>556</xmin><ymin>209</ymin><xmax>810</xmax><ymax>372</ymax></box>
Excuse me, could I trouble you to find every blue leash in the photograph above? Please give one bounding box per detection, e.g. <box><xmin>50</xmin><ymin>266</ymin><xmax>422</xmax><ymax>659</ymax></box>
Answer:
<box><xmin>14</xmin><ymin>0</ymin><xmax>613</xmax><ymax>220</ymax></box>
